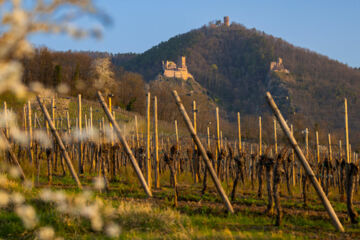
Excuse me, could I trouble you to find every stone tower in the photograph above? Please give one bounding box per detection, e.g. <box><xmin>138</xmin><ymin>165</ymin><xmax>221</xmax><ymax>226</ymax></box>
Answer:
<box><xmin>181</xmin><ymin>56</ymin><xmax>187</xmax><ymax>69</ymax></box>
<box><xmin>224</xmin><ymin>16</ymin><xmax>230</xmax><ymax>27</ymax></box>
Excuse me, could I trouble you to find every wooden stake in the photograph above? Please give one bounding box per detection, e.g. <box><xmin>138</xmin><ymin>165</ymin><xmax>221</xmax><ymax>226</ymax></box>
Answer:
<box><xmin>51</xmin><ymin>97</ymin><xmax>56</xmax><ymax>128</ymax></box>
<box><xmin>135</xmin><ymin>116</ymin><xmax>139</xmax><ymax>148</ymax></box>
<box><xmin>146</xmin><ymin>92</ymin><xmax>151</xmax><ymax>189</ymax></box>
<box><xmin>97</xmin><ymin>91</ymin><xmax>152</xmax><ymax>197</ymax></box>
<box><xmin>172</xmin><ymin>90</ymin><xmax>234</xmax><ymax>213</ymax></box>
<box><xmin>27</xmin><ymin>101</ymin><xmax>33</xmax><ymax>164</ymax></box>
<box><xmin>291</xmin><ymin>124</ymin><xmax>295</xmax><ymax>186</ymax></box>
<box><xmin>90</xmin><ymin>107</ymin><xmax>93</xmax><ymax>129</ymax></box>
<box><xmin>316</xmin><ymin>131</ymin><xmax>320</xmax><ymax>164</ymax></box>
<box><xmin>154</xmin><ymin>96</ymin><xmax>160</xmax><ymax>188</ymax></box>
<box><xmin>207</xmin><ymin>126</ymin><xmax>210</xmax><ymax>150</ymax></box>
<box><xmin>259</xmin><ymin>116</ymin><xmax>262</xmax><ymax>155</ymax></box>
<box><xmin>78</xmin><ymin>94</ymin><xmax>83</xmax><ymax>174</ymax></box>
<box><xmin>328</xmin><ymin>133</ymin><xmax>332</xmax><ymax>162</ymax></box>
<box><xmin>216</xmin><ymin>107</ymin><xmax>220</xmax><ymax>152</ymax></box>
<box><xmin>175</xmin><ymin>120</ymin><xmax>179</xmax><ymax>146</ymax></box>
<box><xmin>37</xmin><ymin>96</ymin><xmax>82</xmax><ymax>189</ymax></box>
<box><xmin>339</xmin><ymin>140</ymin><xmax>342</xmax><ymax>159</ymax></box>
<box><xmin>266</xmin><ymin>91</ymin><xmax>344</xmax><ymax>232</ymax></box>
<box><xmin>237</xmin><ymin>112</ymin><xmax>241</xmax><ymax>153</ymax></box>
<box><xmin>344</xmin><ymin>98</ymin><xmax>350</xmax><ymax>164</ymax></box>
<box><xmin>274</xmin><ymin>117</ymin><xmax>278</xmax><ymax>155</ymax></box>
<box><xmin>4</xmin><ymin>102</ymin><xmax>8</xmax><ymax>138</ymax></box>
<box><xmin>1</xmin><ymin>130</ymin><xmax>26</xmax><ymax>181</ymax></box>
<box><xmin>305</xmin><ymin>128</ymin><xmax>309</xmax><ymax>159</ymax></box>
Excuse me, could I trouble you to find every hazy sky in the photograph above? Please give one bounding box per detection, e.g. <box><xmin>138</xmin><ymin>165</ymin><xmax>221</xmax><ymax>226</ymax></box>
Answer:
<box><xmin>29</xmin><ymin>0</ymin><xmax>360</xmax><ymax>67</ymax></box>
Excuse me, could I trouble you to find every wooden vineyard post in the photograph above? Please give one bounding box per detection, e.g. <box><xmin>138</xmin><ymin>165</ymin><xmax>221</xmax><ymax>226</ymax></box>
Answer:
<box><xmin>51</xmin><ymin>97</ymin><xmax>56</xmax><ymax>128</ymax></box>
<box><xmin>328</xmin><ymin>133</ymin><xmax>333</xmax><ymax>162</ymax></box>
<box><xmin>316</xmin><ymin>131</ymin><xmax>320</xmax><ymax>164</ymax></box>
<box><xmin>345</xmin><ymin>98</ymin><xmax>350</xmax><ymax>164</ymax></box>
<box><xmin>339</xmin><ymin>140</ymin><xmax>342</xmax><ymax>159</ymax></box>
<box><xmin>1</xmin><ymin>130</ymin><xmax>26</xmax><ymax>181</ymax></box>
<box><xmin>291</xmin><ymin>124</ymin><xmax>295</xmax><ymax>186</ymax></box>
<box><xmin>23</xmin><ymin>105</ymin><xmax>27</xmax><ymax>131</ymax></box>
<box><xmin>274</xmin><ymin>117</ymin><xmax>278</xmax><ymax>155</ymax></box>
<box><xmin>175</xmin><ymin>120</ymin><xmax>179</xmax><ymax>146</ymax></box>
<box><xmin>90</xmin><ymin>107</ymin><xmax>93</xmax><ymax>129</ymax></box>
<box><xmin>207</xmin><ymin>126</ymin><xmax>210</xmax><ymax>150</ymax></box>
<box><xmin>193</xmin><ymin>101</ymin><xmax>199</xmax><ymax>183</ymax></box>
<box><xmin>237</xmin><ymin>112</ymin><xmax>242</xmax><ymax>153</ymax></box>
<box><xmin>172</xmin><ymin>90</ymin><xmax>234</xmax><ymax>213</ymax></box>
<box><xmin>97</xmin><ymin>91</ymin><xmax>152</xmax><ymax>197</ymax></box>
<box><xmin>27</xmin><ymin>101</ymin><xmax>33</xmax><ymax>165</ymax></box>
<box><xmin>36</xmin><ymin>96</ymin><xmax>82</xmax><ymax>189</ymax></box>
<box><xmin>135</xmin><ymin>116</ymin><xmax>140</xmax><ymax>148</ymax></box>
<box><xmin>305</xmin><ymin>128</ymin><xmax>309</xmax><ymax>159</ymax></box>
<box><xmin>78</xmin><ymin>94</ymin><xmax>83</xmax><ymax>174</ymax></box>
<box><xmin>66</xmin><ymin>111</ymin><xmax>71</xmax><ymax>134</ymax></box>
<box><xmin>4</xmin><ymin>102</ymin><xmax>8</xmax><ymax>137</ymax></box>
<box><xmin>146</xmin><ymin>92</ymin><xmax>151</xmax><ymax>189</ymax></box>
<box><xmin>265</xmin><ymin>91</ymin><xmax>344</xmax><ymax>232</ymax></box>
<box><xmin>216</xmin><ymin>107</ymin><xmax>220</xmax><ymax>169</ymax></box>
<box><xmin>154</xmin><ymin>96</ymin><xmax>160</xmax><ymax>189</ymax></box>
<box><xmin>259</xmin><ymin>116</ymin><xmax>262</xmax><ymax>155</ymax></box>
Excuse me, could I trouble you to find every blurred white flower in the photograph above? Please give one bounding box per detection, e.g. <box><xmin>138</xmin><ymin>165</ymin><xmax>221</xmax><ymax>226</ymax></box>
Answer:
<box><xmin>39</xmin><ymin>188</ymin><xmax>53</xmax><ymax>202</ymax></box>
<box><xmin>15</xmin><ymin>205</ymin><xmax>38</xmax><ymax>229</ymax></box>
<box><xmin>9</xmin><ymin>126</ymin><xmax>29</xmax><ymax>147</ymax></box>
<box><xmin>23</xmin><ymin>179</ymin><xmax>33</xmax><ymax>190</ymax></box>
<box><xmin>0</xmin><ymin>174</ymin><xmax>7</xmax><ymax>187</ymax></box>
<box><xmin>105</xmin><ymin>222</ymin><xmax>121</xmax><ymax>238</ymax></box>
<box><xmin>10</xmin><ymin>192</ymin><xmax>25</xmax><ymax>205</ymax></box>
<box><xmin>9</xmin><ymin>166</ymin><xmax>21</xmax><ymax>179</ymax></box>
<box><xmin>56</xmin><ymin>83</ymin><xmax>70</xmax><ymax>94</ymax></box>
<box><xmin>0</xmin><ymin>190</ymin><xmax>9</xmax><ymax>207</ymax></box>
<box><xmin>34</xmin><ymin>130</ymin><xmax>53</xmax><ymax>148</ymax></box>
<box><xmin>90</xmin><ymin>215</ymin><xmax>103</xmax><ymax>231</ymax></box>
<box><xmin>37</xmin><ymin>226</ymin><xmax>55</xmax><ymax>240</ymax></box>
<box><xmin>93</xmin><ymin>177</ymin><xmax>105</xmax><ymax>190</ymax></box>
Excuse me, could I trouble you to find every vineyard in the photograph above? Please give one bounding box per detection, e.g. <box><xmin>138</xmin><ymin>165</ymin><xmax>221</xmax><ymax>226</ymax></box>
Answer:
<box><xmin>0</xmin><ymin>89</ymin><xmax>359</xmax><ymax>239</ymax></box>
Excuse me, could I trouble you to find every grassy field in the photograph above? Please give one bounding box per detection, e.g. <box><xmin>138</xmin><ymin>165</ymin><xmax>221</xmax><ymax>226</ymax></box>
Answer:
<box><xmin>1</xmin><ymin>164</ymin><xmax>360</xmax><ymax>240</ymax></box>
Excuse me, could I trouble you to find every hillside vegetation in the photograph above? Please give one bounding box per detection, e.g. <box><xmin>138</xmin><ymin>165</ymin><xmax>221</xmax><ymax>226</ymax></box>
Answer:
<box><xmin>119</xmin><ymin>22</ymin><xmax>360</xmax><ymax>146</ymax></box>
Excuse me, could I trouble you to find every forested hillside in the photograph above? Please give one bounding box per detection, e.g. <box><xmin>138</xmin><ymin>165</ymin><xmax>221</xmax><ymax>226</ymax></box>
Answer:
<box><xmin>119</xmin><ymin>22</ymin><xmax>360</xmax><ymax>146</ymax></box>
<box><xmin>20</xmin><ymin>21</ymin><xmax>360</xmax><ymax>146</ymax></box>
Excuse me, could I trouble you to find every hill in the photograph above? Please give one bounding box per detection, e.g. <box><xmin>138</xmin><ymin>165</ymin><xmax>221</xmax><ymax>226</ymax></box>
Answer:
<box><xmin>119</xmin><ymin>21</ymin><xmax>360</xmax><ymax>147</ymax></box>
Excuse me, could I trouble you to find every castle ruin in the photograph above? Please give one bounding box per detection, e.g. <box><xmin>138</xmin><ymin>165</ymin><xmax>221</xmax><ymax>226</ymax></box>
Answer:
<box><xmin>270</xmin><ymin>57</ymin><xmax>290</xmax><ymax>73</ymax></box>
<box><xmin>162</xmin><ymin>56</ymin><xmax>193</xmax><ymax>80</ymax></box>
<box><xmin>224</xmin><ymin>16</ymin><xmax>230</xmax><ymax>27</ymax></box>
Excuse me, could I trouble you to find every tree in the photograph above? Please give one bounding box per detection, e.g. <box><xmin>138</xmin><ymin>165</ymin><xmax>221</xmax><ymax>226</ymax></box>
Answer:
<box><xmin>90</xmin><ymin>57</ymin><xmax>117</xmax><ymax>97</ymax></box>
<box><xmin>53</xmin><ymin>64</ymin><xmax>62</xmax><ymax>87</ymax></box>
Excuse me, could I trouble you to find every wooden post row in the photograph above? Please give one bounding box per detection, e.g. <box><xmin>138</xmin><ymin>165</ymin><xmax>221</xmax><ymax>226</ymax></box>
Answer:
<box><xmin>172</xmin><ymin>90</ymin><xmax>234</xmax><ymax>213</ymax></box>
<box><xmin>97</xmin><ymin>91</ymin><xmax>152</xmax><ymax>197</ymax></box>
<box><xmin>36</xmin><ymin>96</ymin><xmax>82</xmax><ymax>189</ymax></box>
<box><xmin>265</xmin><ymin>91</ymin><xmax>344</xmax><ymax>232</ymax></box>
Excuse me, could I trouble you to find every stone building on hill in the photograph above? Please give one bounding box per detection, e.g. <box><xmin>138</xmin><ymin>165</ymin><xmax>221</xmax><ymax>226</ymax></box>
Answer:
<box><xmin>270</xmin><ymin>57</ymin><xmax>290</xmax><ymax>74</ymax></box>
<box><xmin>162</xmin><ymin>56</ymin><xmax>193</xmax><ymax>80</ymax></box>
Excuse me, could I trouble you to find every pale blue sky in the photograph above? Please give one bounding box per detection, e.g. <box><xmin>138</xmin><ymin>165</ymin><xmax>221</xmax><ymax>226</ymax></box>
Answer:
<box><xmin>29</xmin><ymin>0</ymin><xmax>360</xmax><ymax>67</ymax></box>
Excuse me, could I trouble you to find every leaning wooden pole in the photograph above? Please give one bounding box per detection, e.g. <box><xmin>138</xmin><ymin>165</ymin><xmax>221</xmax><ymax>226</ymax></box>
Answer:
<box><xmin>36</xmin><ymin>96</ymin><xmax>82</xmax><ymax>189</ymax></box>
<box><xmin>97</xmin><ymin>91</ymin><xmax>152</xmax><ymax>197</ymax></box>
<box><xmin>172</xmin><ymin>90</ymin><xmax>234</xmax><ymax>213</ymax></box>
<box><xmin>1</xmin><ymin>130</ymin><xmax>26</xmax><ymax>181</ymax></box>
<box><xmin>265</xmin><ymin>91</ymin><xmax>344</xmax><ymax>232</ymax></box>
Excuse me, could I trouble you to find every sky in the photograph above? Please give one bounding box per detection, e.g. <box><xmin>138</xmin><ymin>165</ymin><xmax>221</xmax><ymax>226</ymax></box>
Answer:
<box><xmin>29</xmin><ymin>0</ymin><xmax>360</xmax><ymax>67</ymax></box>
